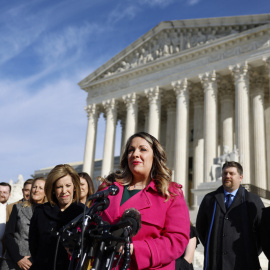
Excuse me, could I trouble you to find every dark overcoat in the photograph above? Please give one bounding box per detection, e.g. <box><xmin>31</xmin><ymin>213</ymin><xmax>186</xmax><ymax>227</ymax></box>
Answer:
<box><xmin>29</xmin><ymin>202</ymin><xmax>83</xmax><ymax>270</ymax></box>
<box><xmin>196</xmin><ymin>185</ymin><xmax>264</xmax><ymax>270</ymax></box>
<box><xmin>260</xmin><ymin>207</ymin><xmax>270</xmax><ymax>270</ymax></box>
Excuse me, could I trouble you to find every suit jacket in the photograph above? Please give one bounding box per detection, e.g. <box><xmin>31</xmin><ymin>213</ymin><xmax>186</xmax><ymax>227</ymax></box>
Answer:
<box><xmin>196</xmin><ymin>185</ymin><xmax>264</xmax><ymax>270</ymax></box>
<box><xmin>260</xmin><ymin>207</ymin><xmax>270</xmax><ymax>270</ymax></box>
<box><xmin>6</xmin><ymin>199</ymin><xmax>23</xmax><ymax>223</ymax></box>
<box><xmin>1</xmin><ymin>203</ymin><xmax>33</xmax><ymax>270</ymax></box>
<box><xmin>101</xmin><ymin>180</ymin><xmax>190</xmax><ymax>270</ymax></box>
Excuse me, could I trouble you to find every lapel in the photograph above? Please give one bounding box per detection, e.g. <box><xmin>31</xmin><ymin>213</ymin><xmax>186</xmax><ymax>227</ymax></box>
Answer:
<box><xmin>215</xmin><ymin>185</ymin><xmax>244</xmax><ymax>214</ymax></box>
<box><xmin>19</xmin><ymin>204</ymin><xmax>33</xmax><ymax>221</ymax></box>
<box><xmin>120</xmin><ymin>185</ymin><xmax>152</xmax><ymax>212</ymax></box>
<box><xmin>226</xmin><ymin>185</ymin><xmax>244</xmax><ymax>213</ymax></box>
<box><xmin>103</xmin><ymin>182</ymin><xmax>123</xmax><ymax>223</ymax></box>
<box><xmin>215</xmin><ymin>186</ymin><xmax>226</xmax><ymax>213</ymax></box>
<box><xmin>103</xmin><ymin>181</ymin><xmax>153</xmax><ymax>223</ymax></box>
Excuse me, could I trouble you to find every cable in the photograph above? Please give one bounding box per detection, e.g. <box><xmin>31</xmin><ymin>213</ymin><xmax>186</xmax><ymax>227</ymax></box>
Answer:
<box><xmin>204</xmin><ymin>200</ymin><xmax>217</xmax><ymax>270</ymax></box>
<box><xmin>114</xmin><ymin>248</ymin><xmax>124</xmax><ymax>270</ymax></box>
<box><xmin>80</xmin><ymin>202</ymin><xmax>89</xmax><ymax>269</ymax></box>
<box><xmin>53</xmin><ymin>234</ymin><xmax>61</xmax><ymax>270</ymax></box>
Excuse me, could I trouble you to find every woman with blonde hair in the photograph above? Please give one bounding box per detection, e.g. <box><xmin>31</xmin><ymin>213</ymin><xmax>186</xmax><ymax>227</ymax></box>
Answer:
<box><xmin>1</xmin><ymin>177</ymin><xmax>46</xmax><ymax>270</ymax></box>
<box><xmin>29</xmin><ymin>164</ymin><xmax>84</xmax><ymax>270</ymax></box>
<box><xmin>99</xmin><ymin>132</ymin><xmax>190</xmax><ymax>269</ymax></box>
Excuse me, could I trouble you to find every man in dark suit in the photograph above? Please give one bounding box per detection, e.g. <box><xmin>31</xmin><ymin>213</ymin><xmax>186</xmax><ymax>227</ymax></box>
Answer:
<box><xmin>196</xmin><ymin>161</ymin><xmax>264</xmax><ymax>270</ymax></box>
<box><xmin>261</xmin><ymin>207</ymin><xmax>270</xmax><ymax>270</ymax></box>
<box><xmin>6</xmin><ymin>179</ymin><xmax>33</xmax><ymax>222</ymax></box>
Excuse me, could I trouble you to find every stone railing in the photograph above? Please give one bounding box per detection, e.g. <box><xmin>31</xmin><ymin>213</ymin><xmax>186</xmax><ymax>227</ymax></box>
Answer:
<box><xmin>242</xmin><ymin>184</ymin><xmax>270</xmax><ymax>200</ymax></box>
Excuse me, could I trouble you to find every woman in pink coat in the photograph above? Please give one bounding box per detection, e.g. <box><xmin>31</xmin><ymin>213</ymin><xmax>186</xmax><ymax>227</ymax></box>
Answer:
<box><xmin>99</xmin><ymin>132</ymin><xmax>190</xmax><ymax>269</ymax></box>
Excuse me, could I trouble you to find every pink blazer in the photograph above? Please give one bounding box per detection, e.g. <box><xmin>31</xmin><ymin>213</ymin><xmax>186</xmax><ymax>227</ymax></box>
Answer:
<box><xmin>101</xmin><ymin>180</ymin><xmax>190</xmax><ymax>270</ymax></box>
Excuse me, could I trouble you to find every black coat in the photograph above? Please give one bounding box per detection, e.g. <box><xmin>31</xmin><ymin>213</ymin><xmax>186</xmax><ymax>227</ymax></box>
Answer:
<box><xmin>196</xmin><ymin>185</ymin><xmax>264</xmax><ymax>270</ymax></box>
<box><xmin>29</xmin><ymin>202</ymin><xmax>84</xmax><ymax>270</ymax></box>
<box><xmin>261</xmin><ymin>207</ymin><xmax>270</xmax><ymax>270</ymax></box>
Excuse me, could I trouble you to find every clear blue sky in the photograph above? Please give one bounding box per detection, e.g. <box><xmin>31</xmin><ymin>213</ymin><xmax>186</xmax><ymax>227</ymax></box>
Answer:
<box><xmin>1</xmin><ymin>0</ymin><xmax>270</xmax><ymax>183</ymax></box>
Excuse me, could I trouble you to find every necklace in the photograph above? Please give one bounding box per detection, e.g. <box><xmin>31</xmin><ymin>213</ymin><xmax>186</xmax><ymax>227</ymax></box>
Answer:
<box><xmin>127</xmin><ymin>183</ymin><xmax>146</xmax><ymax>190</ymax></box>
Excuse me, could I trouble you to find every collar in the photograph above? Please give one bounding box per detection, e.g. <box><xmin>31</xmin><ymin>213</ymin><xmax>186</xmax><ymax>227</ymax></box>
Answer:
<box><xmin>145</xmin><ymin>179</ymin><xmax>158</xmax><ymax>192</ymax></box>
<box><xmin>104</xmin><ymin>181</ymin><xmax>154</xmax><ymax>223</ymax></box>
<box><xmin>224</xmin><ymin>188</ymin><xmax>239</xmax><ymax>197</ymax></box>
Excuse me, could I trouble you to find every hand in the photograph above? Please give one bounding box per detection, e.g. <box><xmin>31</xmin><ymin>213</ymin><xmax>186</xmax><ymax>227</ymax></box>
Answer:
<box><xmin>17</xmin><ymin>256</ymin><xmax>32</xmax><ymax>270</ymax></box>
<box><xmin>65</xmin><ymin>247</ymin><xmax>72</xmax><ymax>256</ymax></box>
<box><xmin>119</xmin><ymin>243</ymin><xmax>134</xmax><ymax>255</ymax></box>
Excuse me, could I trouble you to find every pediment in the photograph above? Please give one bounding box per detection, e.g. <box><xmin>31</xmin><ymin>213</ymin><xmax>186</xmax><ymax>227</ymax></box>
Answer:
<box><xmin>79</xmin><ymin>14</ymin><xmax>270</xmax><ymax>89</ymax></box>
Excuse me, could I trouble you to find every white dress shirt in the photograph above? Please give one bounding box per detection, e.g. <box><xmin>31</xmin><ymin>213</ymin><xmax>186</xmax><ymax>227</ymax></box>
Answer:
<box><xmin>0</xmin><ymin>202</ymin><xmax>7</xmax><ymax>258</ymax></box>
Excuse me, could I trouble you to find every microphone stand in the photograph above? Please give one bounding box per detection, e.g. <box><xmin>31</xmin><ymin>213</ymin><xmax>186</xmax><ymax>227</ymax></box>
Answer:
<box><xmin>58</xmin><ymin>196</ymin><xmax>137</xmax><ymax>270</ymax></box>
<box><xmin>67</xmin><ymin>198</ymin><xmax>110</xmax><ymax>270</ymax></box>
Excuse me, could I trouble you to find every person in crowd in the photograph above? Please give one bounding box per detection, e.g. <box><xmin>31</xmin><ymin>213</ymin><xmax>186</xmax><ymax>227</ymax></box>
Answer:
<box><xmin>29</xmin><ymin>164</ymin><xmax>84</xmax><ymax>270</ymax></box>
<box><xmin>78</xmin><ymin>172</ymin><xmax>95</xmax><ymax>207</ymax></box>
<box><xmin>6</xmin><ymin>179</ymin><xmax>34</xmax><ymax>222</ymax></box>
<box><xmin>1</xmin><ymin>177</ymin><xmax>46</xmax><ymax>270</ymax></box>
<box><xmin>98</xmin><ymin>132</ymin><xmax>190</xmax><ymax>269</ymax></box>
<box><xmin>175</xmin><ymin>222</ymin><xmax>199</xmax><ymax>270</ymax></box>
<box><xmin>261</xmin><ymin>206</ymin><xmax>270</xmax><ymax>270</ymax></box>
<box><xmin>196</xmin><ymin>161</ymin><xmax>264</xmax><ymax>270</ymax></box>
<box><xmin>0</xmin><ymin>182</ymin><xmax>11</xmax><ymax>262</ymax></box>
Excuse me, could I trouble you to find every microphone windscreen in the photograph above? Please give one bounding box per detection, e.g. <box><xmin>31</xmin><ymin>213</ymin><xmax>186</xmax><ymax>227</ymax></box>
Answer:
<box><xmin>108</xmin><ymin>185</ymin><xmax>119</xmax><ymax>196</ymax></box>
<box><xmin>121</xmin><ymin>208</ymin><xmax>141</xmax><ymax>236</ymax></box>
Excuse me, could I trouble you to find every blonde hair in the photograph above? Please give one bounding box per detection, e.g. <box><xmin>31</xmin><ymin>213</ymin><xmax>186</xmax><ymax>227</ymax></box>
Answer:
<box><xmin>45</xmin><ymin>164</ymin><xmax>81</xmax><ymax>206</ymax></box>
<box><xmin>100</xmin><ymin>132</ymin><xmax>174</xmax><ymax>200</ymax></box>
<box><xmin>23</xmin><ymin>177</ymin><xmax>47</xmax><ymax>207</ymax></box>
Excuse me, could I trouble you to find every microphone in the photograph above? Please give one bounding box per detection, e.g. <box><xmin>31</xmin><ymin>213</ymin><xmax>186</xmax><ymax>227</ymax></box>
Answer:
<box><xmin>110</xmin><ymin>208</ymin><xmax>141</xmax><ymax>237</ymax></box>
<box><xmin>86</xmin><ymin>185</ymin><xmax>119</xmax><ymax>202</ymax></box>
<box><xmin>60</xmin><ymin>198</ymin><xmax>110</xmax><ymax>232</ymax></box>
<box><xmin>121</xmin><ymin>208</ymin><xmax>141</xmax><ymax>237</ymax></box>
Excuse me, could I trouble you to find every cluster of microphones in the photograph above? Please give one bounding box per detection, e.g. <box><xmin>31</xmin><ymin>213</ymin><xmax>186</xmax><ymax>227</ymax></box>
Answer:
<box><xmin>52</xmin><ymin>185</ymin><xmax>141</xmax><ymax>270</ymax></box>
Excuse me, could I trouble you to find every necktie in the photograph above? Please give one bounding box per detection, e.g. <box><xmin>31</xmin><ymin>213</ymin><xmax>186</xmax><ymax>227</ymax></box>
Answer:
<box><xmin>225</xmin><ymin>194</ymin><xmax>233</xmax><ymax>210</ymax></box>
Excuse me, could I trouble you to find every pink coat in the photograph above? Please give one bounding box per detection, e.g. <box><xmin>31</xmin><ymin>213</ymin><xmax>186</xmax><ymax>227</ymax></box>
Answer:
<box><xmin>101</xmin><ymin>180</ymin><xmax>190</xmax><ymax>270</ymax></box>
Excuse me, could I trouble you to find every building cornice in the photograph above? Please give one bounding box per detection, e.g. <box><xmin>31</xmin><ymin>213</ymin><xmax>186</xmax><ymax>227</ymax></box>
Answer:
<box><xmin>79</xmin><ymin>14</ymin><xmax>270</xmax><ymax>91</ymax></box>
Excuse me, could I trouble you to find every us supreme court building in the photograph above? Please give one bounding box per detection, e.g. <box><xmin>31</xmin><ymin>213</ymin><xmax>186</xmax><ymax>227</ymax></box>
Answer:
<box><xmin>78</xmin><ymin>14</ymin><xmax>270</xmax><ymax>206</ymax></box>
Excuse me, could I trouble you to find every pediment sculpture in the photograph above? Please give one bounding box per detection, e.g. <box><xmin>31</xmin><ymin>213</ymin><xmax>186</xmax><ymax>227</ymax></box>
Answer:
<box><xmin>102</xmin><ymin>25</ymin><xmax>250</xmax><ymax>78</ymax></box>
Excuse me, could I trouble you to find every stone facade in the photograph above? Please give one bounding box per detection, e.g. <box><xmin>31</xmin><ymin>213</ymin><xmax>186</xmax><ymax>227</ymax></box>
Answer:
<box><xmin>79</xmin><ymin>14</ymin><xmax>270</xmax><ymax>204</ymax></box>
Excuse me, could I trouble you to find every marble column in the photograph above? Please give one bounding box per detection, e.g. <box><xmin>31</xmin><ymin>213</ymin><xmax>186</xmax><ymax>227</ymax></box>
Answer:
<box><xmin>192</xmin><ymin>88</ymin><xmax>204</xmax><ymax>206</ymax></box>
<box><xmin>230</xmin><ymin>63</ymin><xmax>251</xmax><ymax>184</ymax></box>
<box><xmin>137</xmin><ymin>112</ymin><xmax>145</xmax><ymax>133</ymax></box>
<box><xmin>145</xmin><ymin>86</ymin><xmax>161</xmax><ymax>139</ymax></box>
<box><xmin>160</xmin><ymin>114</ymin><xmax>167</xmax><ymax>148</ymax></box>
<box><xmin>199</xmin><ymin>71</ymin><xmax>218</xmax><ymax>182</ymax></box>
<box><xmin>265</xmin><ymin>99</ymin><xmax>270</xmax><ymax>189</ymax></box>
<box><xmin>101</xmin><ymin>99</ymin><xmax>118</xmax><ymax>177</ymax></box>
<box><xmin>263</xmin><ymin>57</ymin><xmax>270</xmax><ymax>188</ymax></box>
<box><xmin>122</xmin><ymin>93</ymin><xmax>138</xmax><ymax>143</ymax></box>
<box><xmin>120</xmin><ymin>117</ymin><xmax>126</xmax><ymax>153</ymax></box>
<box><xmin>172</xmin><ymin>79</ymin><xmax>189</xmax><ymax>196</ymax></box>
<box><xmin>165</xmin><ymin>104</ymin><xmax>176</xmax><ymax>171</ymax></box>
<box><xmin>144</xmin><ymin>111</ymin><xmax>149</xmax><ymax>133</ymax></box>
<box><xmin>83</xmin><ymin>104</ymin><xmax>99</xmax><ymax>178</ymax></box>
<box><xmin>219</xmin><ymin>80</ymin><xmax>234</xmax><ymax>153</ymax></box>
<box><xmin>251</xmin><ymin>74</ymin><xmax>267</xmax><ymax>189</ymax></box>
